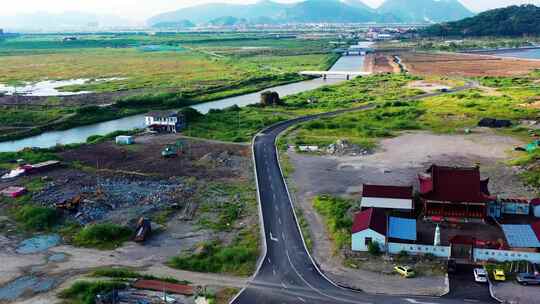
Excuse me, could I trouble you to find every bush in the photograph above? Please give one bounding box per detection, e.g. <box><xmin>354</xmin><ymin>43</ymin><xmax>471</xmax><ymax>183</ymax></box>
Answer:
<box><xmin>59</xmin><ymin>281</ymin><xmax>126</xmax><ymax>304</ymax></box>
<box><xmin>313</xmin><ymin>195</ymin><xmax>353</xmax><ymax>250</ymax></box>
<box><xmin>15</xmin><ymin>205</ymin><xmax>59</xmax><ymax>231</ymax></box>
<box><xmin>368</xmin><ymin>241</ymin><xmax>381</xmax><ymax>256</ymax></box>
<box><xmin>181</xmin><ymin>107</ymin><xmax>204</xmax><ymax>122</ymax></box>
<box><xmin>72</xmin><ymin>223</ymin><xmax>131</xmax><ymax>250</ymax></box>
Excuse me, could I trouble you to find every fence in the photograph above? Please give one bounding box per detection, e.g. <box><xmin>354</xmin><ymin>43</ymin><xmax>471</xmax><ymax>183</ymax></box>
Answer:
<box><xmin>474</xmin><ymin>248</ymin><xmax>540</xmax><ymax>263</ymax></box>
<box><xmin>388</xmin><ymin>242</ymin><xmax>450</xmax><ymax>258</ymax></box>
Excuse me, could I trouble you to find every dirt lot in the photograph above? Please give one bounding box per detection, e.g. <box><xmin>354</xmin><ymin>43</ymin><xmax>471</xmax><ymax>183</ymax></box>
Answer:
<box><xmin>286</xmin><ymin>129</ymin><xmax>535</xmax><ymax>295</ymax></box>
<box><xmin>396</xmin><ymin>52</ymin><xmax>540</xmax><ymax>77</ymax></box>
<box><xmin>364</xmin><ymin>52</ymin><xmax>400</xmax><ymax>74</ymax></box>
<box><xmin>0</xmin><ymin>134</ymin><xmax>255</xmax><ymax>303</ymax></box>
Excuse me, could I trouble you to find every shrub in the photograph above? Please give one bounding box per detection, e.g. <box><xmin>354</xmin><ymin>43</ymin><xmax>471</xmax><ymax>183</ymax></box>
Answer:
<box><xmin>368</xmin><ymin>241</ymin><xmax>381</xmax><ymax>256</ymax></box>
<box><xmin>59</xmin><ymin>281</ymin><xmax>126</xmax><ymax>304</ymax></box>
<box><xmin>72</xmin><ymin>223</ymin><xmax>131</xmax><ymax>250</ymax></box>
<box><xmin>181</xmin><ymin>107</ymin><xmax>204</xmax><ymax>122</ymax></box>
<box><xmin>15</xmin><ymin>205</ymin><xmax>59</xmax><ymax>231</ymax></box>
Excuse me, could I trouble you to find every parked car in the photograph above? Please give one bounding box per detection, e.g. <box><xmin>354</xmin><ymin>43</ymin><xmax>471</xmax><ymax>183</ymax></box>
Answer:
<box><xmin>493</xmin><ymin>269</ymin><xmax>506</xmax><ymax>281</ymax></box>
<box><xmin>473</xmin><ymin>268</ymin><xmax>488</xmax><ymax>283</ymax></box>
<box><xmin>447</xmin><ymin>259</ymin><xmax>457</xmax><ymax>274</ymax></box>
<box><xmin>516</xmin><ymin>273</ymin><xmax>540</xmax><ymax>286</ymax></box>
<box><xmin>394</xmin><ymin>265</ymin><xmax>416</xmax><ymax>278</ymax></box>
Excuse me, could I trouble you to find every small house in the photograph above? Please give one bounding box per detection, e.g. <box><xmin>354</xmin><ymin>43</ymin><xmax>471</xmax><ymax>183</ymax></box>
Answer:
<box><xmin>145</xmin><ymin>111</ymin><xmax>186</xmax><ymax>133</ymax></box>
<box><xmin>352</xmin><ymin>208</ymin><xmax>387</xmax><ymax>252</ymax></box>
<box><xmin>115</xmin><ymin>135</ymin><xmax>135</xmax><ymax>145</ymax></box>
<box><xmin>0</xmin><ymin>186</ymin><xmax>27</xmax><ymax>198</ymax></box>
<box><xmin>361</xmin><ymin>184</ymin><xmax>413</xmax><ymax>211</ymax></box>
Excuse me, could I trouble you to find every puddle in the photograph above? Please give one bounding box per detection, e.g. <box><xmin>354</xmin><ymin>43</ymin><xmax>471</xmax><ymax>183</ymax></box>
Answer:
<box><xmin>16</xmin><ymin>234</ymin><xmax>61</xmax><ymax>254</ymax></box>
<box><xmin>47</xmin><ymin>253</ymin><xmax>67</xmax><ymax>263</ymax></box>
<box><xmin>0</xmin><ymin>78</ymin><xmax>125</xmax><ymax>97</ymax></box>
<box><xmin>0</xmin><ymin>275</ymin><xmax>57</xmax><ymax>301</ymax></box>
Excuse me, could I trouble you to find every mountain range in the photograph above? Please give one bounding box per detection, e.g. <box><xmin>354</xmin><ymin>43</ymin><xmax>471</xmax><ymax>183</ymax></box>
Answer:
<box><xmin>148</xmin><ymin>0</ymin><xmax>474</xmax><ymax>27</ymax></box>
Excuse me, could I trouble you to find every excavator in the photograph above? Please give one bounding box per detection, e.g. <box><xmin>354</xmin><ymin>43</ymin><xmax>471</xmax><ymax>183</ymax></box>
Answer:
<box><xmin>161</xmin><ymin>140</ymin><xmax>184</xmax><ymax>158</ymax></box>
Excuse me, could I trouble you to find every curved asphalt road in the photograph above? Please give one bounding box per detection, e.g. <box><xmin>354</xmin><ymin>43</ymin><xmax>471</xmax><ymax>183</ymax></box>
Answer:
<box><xmin>231</xmin><ymin>82</ymin><xmax>494</xmax><ymax>304</ymax></box>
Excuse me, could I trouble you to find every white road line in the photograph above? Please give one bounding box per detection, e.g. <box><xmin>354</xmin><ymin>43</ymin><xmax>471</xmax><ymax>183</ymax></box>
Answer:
<box><xmin>297</xmin><ymin>296</ymin><xmax>306</xmax><ymax>303</ymax></box>
<box><xmin>281</xmin><ymin>281</ymin><xmax>287</xmax><ymax>289</ymax></box>
<box><xmin>278</xmin><ymin>217</ymin><xmax>282</xmax><ymax>225</ymax></box>
<box><xmin>273</xmin><ymin>268</ymin><xmax>276</xmax><ymax>276</ymax></box>
<box><xmin>285</xmin><ymin>249</ymin><xmax>370</xmax><ymax>304</ymax></box>
<box><xmin>404</xmin><ymin>299</ymin><xmax>438</xmax><ymax>304</ymax></box>
<box><xmin>270</xmin><ymin>232</ymin><xmax>279</xmax><ymax>242</ymax></box>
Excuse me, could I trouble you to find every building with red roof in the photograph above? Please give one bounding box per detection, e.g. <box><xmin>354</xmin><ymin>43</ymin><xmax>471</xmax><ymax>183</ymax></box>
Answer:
<box><xmin>419</xmin><ymin>165</ymin><xmax>494</xmax><ymax>222</ymax></box>
<box><xmin>351</xmin><ymin>208</ymin><xmax>387</xmax><ymax>251</ymax></box>
<box><xmin>361</xmin><ymin>184</ymin><xmax>413</xmax><ymax>211</ymax></box>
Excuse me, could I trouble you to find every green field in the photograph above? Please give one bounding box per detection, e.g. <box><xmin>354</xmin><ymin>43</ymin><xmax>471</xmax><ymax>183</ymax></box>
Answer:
<box><xmin>0</xmin><ymin>33</ymin><xmax>338</xmax><ymax>141</ymax></box>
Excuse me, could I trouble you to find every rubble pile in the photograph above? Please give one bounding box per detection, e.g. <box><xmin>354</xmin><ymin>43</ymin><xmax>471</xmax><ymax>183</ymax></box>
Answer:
<box><xmin>33</xmin><ymin>173</ymin><xmax>194</xmax><ymax>225</ymax></box>
<box><xmin>199</xmin><ymin>151</ymin><xmax>244</xmax><ymax>169</ymax></box>
<box><xmin>326</xmin><ymin>139</ymin><xmax>370</xmax><ymax>156</ymax></box>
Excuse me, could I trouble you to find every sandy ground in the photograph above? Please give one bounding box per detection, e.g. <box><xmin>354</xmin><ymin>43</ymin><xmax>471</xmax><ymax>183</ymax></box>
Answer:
<box><xmin>395</xmin><ymin>52</ymin><xmax>540</xmax><ymax>77</ymax></box>
<box><xmin>407</xmin><ymin>80</ymin><xmax>450</xmax><ymax>93</ymax></box>
<box><xmin>286</xmin><ymin>130</ymin><xmax>534</xmax><ymax>295</ymax></box>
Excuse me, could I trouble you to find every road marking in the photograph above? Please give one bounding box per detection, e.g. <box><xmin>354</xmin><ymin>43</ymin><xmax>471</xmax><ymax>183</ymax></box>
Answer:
<box><xmin>270</xmin><ymin>232</ymin><xmax>279</xmax><ymax>242</ymax></box>
<box><xmin>285</xmin><ymin>249</ymin><xmax>370</xmax><ymax>304</ymax></box>
<box><xmin>278</xmin><ymin>217</ymin><xmax>282</xmax><ymax>225</ymax></box>
<box><xmin>282</xmin><ymin>231</ymin><xmax>286</xmax><ymax>241</ymax></box>
<box><xmin>297</xmin><ymin>296</ymin><xmax>306</xmax><ymax>303</ymax></box>
<box><xmin>405</xmin><ymin>299</ymin><xmax>438</xmax><ymax>304</ymax></box>
<box><xmin>281</xmin><ymin>281</ymin><xmax>287</xmax><ymax>289</ymax></box>
<box><xmin>464</xmin><ymin>300</ymin><xmax>479</xmax><ymax>303</ymax></box>
<box><xmin>273</xmin><ymin>268</ymin><xmax>276</xmax><ymax>276</ymax></box>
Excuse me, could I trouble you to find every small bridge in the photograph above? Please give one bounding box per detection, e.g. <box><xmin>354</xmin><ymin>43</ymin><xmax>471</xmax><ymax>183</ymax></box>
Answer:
<box><xmin>299</xmin><ymin>71</ymin><xmax>371</xmax><ymax>80</ymax></box>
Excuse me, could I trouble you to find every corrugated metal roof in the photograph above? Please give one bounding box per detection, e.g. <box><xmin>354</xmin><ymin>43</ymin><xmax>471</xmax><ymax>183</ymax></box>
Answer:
<box><xmin>501</xmin><ymin>224</ymin><xmax>540</xmax><ymax>248</ymax></box>
<box><xmin>362</xmin><ymin>184</ymin><xmax>413</xmax><ymax>199</ymax></box>
<box><xmin>388</xmin><ymin>217</ymin><xmax>417</xmax><ymax>241</ymax></box>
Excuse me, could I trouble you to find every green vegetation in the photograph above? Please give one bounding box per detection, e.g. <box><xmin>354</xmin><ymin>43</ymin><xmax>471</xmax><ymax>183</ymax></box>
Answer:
<box><xmin>368</xmin><ymin>241</ymin><xmax>382</xmax><ymax>256</ymax></box>
<box><xmin>312</xmin><ymin>195</ymin><xmax>354</xmax><ymax>252</ymax></box>
<box><xmin>295</xmin><ymin>207</ymin><xmax>313</xmax><ymax>252</ymax></box>
<box><xmin>186</xmin><ymin>73</ymin><xmax>423</xmax><ymax>143</ymax></box>
<box><xmin>90</xmin><ymin>267</ymin><xmax>189</xmax><ymax>284</ymax></box>
<box><xmin>14</xmin><ymin>205</ymin><xmax>59</xmax><ymax>231</ymax></box>
<box><xmin>168</xmin><ymin>229</ymin><xmax>259</xmax><ymax>276</ymax></box>
<box><xmin>0</xmin><ymin>33</ymin><xmax>337</xmax><ymax>142</ymax></box>
<box><xmin>59</xmin><ymin>281</ymin><xmax>126</xmax><ymax>304</ymax></box>
<box><xmin>423</xmin><ymin>5</ymin><xmax>540</xmax><ymax>37</ymax></box>
<box><xmin>72</xmin><ymin>223</ymin><xmax>132</xmax><ymax>250</ymax></box>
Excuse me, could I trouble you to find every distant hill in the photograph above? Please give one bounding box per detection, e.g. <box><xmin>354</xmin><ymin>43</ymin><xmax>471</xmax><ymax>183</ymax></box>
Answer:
<box><xmin>148</xmin><ymin>0</ymin><xmax>398</xmax><ymax>27</ymax></box>
<box><xmin>423</xmin><ymin>5</ymin><xmax>540</xmax><ymax>37</ymax></box>
<box><xmin>378</xmin><ymin>0</ymin><xmax>474</xmax><ymax>23</ymax></box>
<box><xmin>152</xmin><ymin>20</ymin><xmax>195</xmax><ymax>29</ymax></box>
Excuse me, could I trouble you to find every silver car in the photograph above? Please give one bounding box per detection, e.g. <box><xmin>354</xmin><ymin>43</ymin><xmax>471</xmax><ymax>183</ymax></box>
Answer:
<box><xmin>516</xmin><ymin>273</ymin><xmax>540</xmax><ymax>286</ymax></box>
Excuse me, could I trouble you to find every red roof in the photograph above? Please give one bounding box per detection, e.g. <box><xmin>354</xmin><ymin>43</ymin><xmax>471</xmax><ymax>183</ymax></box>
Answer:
<box><xmin>531</xmin><ymin>198</ymin><xmax>540</xmax><ymax>206</ymax></box>
<box><xmin>531</xmin><ymin>221</ymin><xmax>540</xmax><ymax>242</ymax></box>
<box><xmin>133</xmin><ymin>280</ymin><xmax>194</xmax><ymax>296</ymax></box>
<box><xmin>420</xmin><ymin>165</ymin><xmax>490</xmax><ymax>204</ymax></box>
<box><xmin>362</xmin><ymin>184</ymin><xmax>413</xmax><ymax>200</ymax></box>
<box><xmin>352</xmin><ymin>208</ymin><xmax>387</xmax><ymax>235</ymax></box>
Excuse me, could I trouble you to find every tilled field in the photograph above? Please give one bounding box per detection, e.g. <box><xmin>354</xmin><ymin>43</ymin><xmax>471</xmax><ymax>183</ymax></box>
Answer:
<box><xmin>397</xmin><ymin>51</ymin><xmax>540</xmax><ymax>77</ymax></box>
<box><xmin>60</xmin><ymin>133</ymin><xmax>250</xmax><ymax>179</ymax></box>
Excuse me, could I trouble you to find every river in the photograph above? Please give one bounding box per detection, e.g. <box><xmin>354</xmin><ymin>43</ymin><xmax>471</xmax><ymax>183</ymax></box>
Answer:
<box><xmin>0</xmin><ymin>55</ymin><xmax>365</xmax><ymax>152</ymax></box>
<box><xmin>491</xmin><ymin>48</ymin><xmax>540</xmax><ymax>60</ymax></box>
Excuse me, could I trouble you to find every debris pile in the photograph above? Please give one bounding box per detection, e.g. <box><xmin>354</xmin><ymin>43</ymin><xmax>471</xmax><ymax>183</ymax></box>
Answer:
<box><xmin>327</xmin><ymin>139</ymin><xmax>370</xmax><ymax>156</ymax></box>
<box><xmin>33</xmin><ymin>174</ymin><xmax>193</xmax><ymax>225</ymax></box>
<box><xmin>199</xmin><ymin>151</ymin><xmax>244</xmax><ymax>169</ymax></box>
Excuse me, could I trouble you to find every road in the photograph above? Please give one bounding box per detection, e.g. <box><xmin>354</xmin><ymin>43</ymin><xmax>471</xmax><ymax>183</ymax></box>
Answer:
<box><xmin>231</xmin><ymin>83</ymin><xmax>494</xmax><ymax>304</ymax></box>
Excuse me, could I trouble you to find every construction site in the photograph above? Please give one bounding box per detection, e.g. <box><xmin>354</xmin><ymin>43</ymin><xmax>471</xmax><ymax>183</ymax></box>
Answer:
<box><xmin>0</xmin><ymin>132</ymin><xmax>257</xmax><ymax>303</ymax></box>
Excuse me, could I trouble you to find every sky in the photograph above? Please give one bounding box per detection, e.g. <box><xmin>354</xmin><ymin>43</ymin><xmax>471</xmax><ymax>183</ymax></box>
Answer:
<box><xmin>1</xmin><ymin>0</ymin><xmax>539</xmax><ymax>21</ymax></box>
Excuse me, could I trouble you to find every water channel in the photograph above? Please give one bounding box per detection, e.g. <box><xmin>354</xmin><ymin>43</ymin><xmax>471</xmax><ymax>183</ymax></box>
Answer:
<box><xmin>0</xmin><ymin>55</ymin><xmax>365</xmax><ymax>152</ymax></box>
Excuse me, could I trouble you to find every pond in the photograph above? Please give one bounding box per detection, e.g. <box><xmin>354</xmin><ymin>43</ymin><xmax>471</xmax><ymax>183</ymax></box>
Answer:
<box><xmin>0</xmin><ymin>78</ymin><xmax>125</xmax><ymax>97</ymax></box>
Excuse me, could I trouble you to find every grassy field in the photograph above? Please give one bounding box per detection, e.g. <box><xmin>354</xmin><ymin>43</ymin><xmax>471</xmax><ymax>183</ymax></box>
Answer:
<box><xmin>185</xmin><ymin>74</ymin><xmax>424</xmax><ymax>143</ymax></box>
<box><xmin>0</xmin><ymin>33</ymin><xmax>338</xmax><ymax>142</ymax></box>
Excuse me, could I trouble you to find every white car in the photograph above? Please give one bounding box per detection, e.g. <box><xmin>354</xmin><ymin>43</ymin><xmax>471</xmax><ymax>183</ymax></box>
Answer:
<box><xmin>474</xmin><ymin>268</ymin><xmax>488</xmax><ymax>283</ymax></box>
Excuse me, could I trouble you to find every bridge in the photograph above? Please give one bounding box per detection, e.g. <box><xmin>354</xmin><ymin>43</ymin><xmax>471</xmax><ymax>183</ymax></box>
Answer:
<box><xmin>299</xmin><ymin>70</ymin><xmax>371</xmax><ymax>80</ymax></box>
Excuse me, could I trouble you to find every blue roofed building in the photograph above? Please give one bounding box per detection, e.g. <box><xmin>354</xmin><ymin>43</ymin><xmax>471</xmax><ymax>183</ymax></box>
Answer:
<box><xmin>501</xmin><ymin>224</ymin><xmax>540</xmax><ymax>249</ymax></box>
<box><xmin>388</xmin><ymin>217</ymin><xmax>417</xmax><ymax>242</ymax></box>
